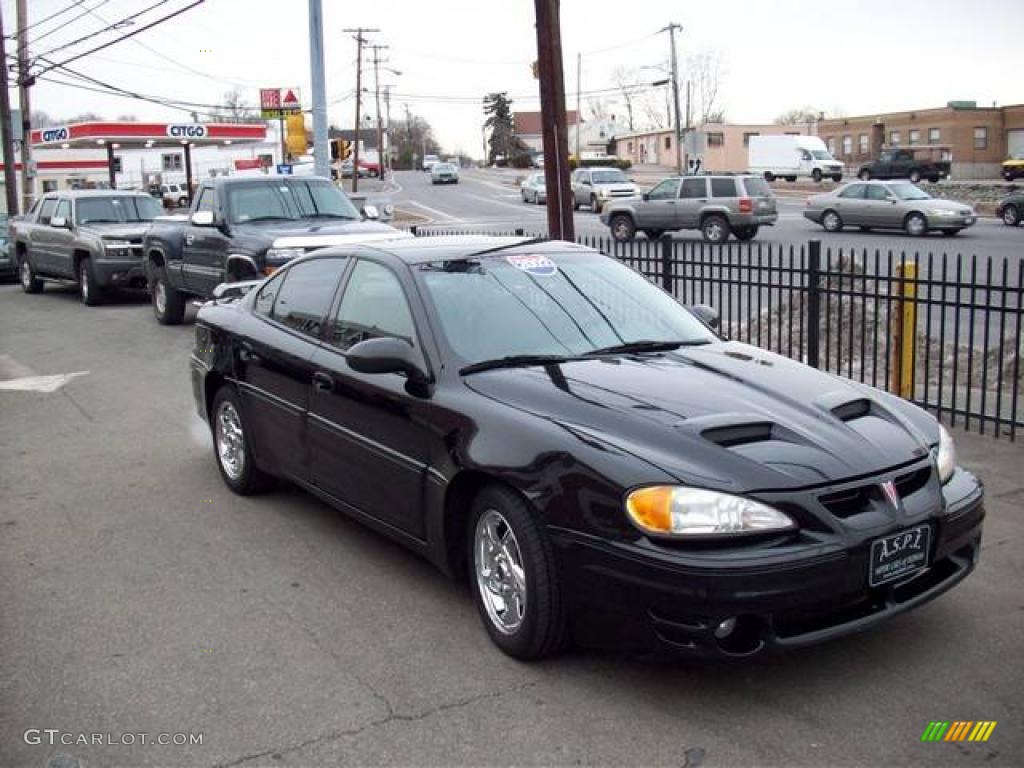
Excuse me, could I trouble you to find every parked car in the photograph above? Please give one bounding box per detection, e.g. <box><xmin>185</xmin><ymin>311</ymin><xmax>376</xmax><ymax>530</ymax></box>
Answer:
<box><xmin>191</xmin><ymin>235</ymin><xmax>983</xmax><ymax>660</ymax></box>
<box><xmin>1002</xmin><ymin>153</ymin><xmax>1024</xmax><ymax>182</ymax></box>
<box><xmin>571</xmin><ymin>167</ymin><xmax>638</xmax><ymax>212</ymax></box>
<box><xmin>11</xmin><ymin>190</ymin><xmax>163</xmax><ymax>304</ymax></box>
<box><xmin>160</xmin><ymin>183</ymin><xmax>190</xmax><ymax>208</ymax></box>
<box><xmin>143</xmin><ymin>175</ymin><xmax>408</xmax><ymax>324</ymax></box>
<box><xmin>520</xmin><ymin>172</ymin><xmax>546</xmax><ymax>204</ymax></box>
<box><xmin>804</xmin><ymin>180</ymin><xmax>976</xmax><ymax>236</ymax></box>
<box><xmin>431</xmin><ymin>162</ymin><xmax>459</xmax><ymax>184</ymax></box>
<box><xmin>339</xmin><ymin>160</ymin><xmax>369</xmax><ymax>179</ymax></box>
<box><xmin>857</xmin><ymin>148</ymin><xmax>951</xmax><ymax>183</ymax></box>
<box><xmin>748</xmin><ymin>135</ymin><xmax>843</xmax><ymax>183</ymax></box>
<box><xmin>0</xmin><ymin>213</ymin><xmax>13</xmax><ymax>281</ymax></box>
<box><xmin>600</xmin><ymin>174</ymin><xmax>778</xmax><ymax>243</ymax></box>
<box><xmin>996</xmin><ymin>191</ymin><xmax>1024</xmax><ymax>227</ymax></box>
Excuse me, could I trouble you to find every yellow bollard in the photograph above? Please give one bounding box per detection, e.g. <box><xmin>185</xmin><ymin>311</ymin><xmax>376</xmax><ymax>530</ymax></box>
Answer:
<box><xmin>889</xmin><ymin>262</ymin><xmax>918</xmax><ymax>399</ymax></box>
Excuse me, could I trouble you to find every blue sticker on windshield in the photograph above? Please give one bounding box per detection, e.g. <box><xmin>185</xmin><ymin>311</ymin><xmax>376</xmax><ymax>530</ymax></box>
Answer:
<box><xmin>506</xmin><ymin>254</ymin><xmax>558</xmax><ymax>277</ymax></box>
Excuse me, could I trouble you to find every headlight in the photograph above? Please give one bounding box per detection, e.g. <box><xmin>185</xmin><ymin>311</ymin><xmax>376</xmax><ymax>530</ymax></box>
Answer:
<box><xmin>102</xmin><ymin>240</ymin><xmax>134</xmax><ymax>257</ymax></box>
<box><xmin>929</xmin><ymin>208</ymin><xmax>956</xmax><ymax>216</ymax></box>
<box><xmin>935</xmin><ymin>424</ymin><xmax>956</xmax><ymax>484</ymax></box>
<box><xmin>625</xmin><ymin>486</ymin><xmax>796</xmax><ymax>537</ymax></box>
<box><xmin>265</xmin><ymin>247</ymin><xmax>304</xmax><ymax>264</ymax></box>
<box><xmin>383</xmin><ymin>203</ymin><xmax>395</xmax><ymax>216</ymax></box>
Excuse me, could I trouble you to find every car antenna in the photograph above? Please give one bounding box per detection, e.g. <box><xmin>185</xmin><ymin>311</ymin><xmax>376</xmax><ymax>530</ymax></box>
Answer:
<box><xmin>470</xmin><ymin>236</ymin><xmax>550</xmax><ymax>258</ymax></box>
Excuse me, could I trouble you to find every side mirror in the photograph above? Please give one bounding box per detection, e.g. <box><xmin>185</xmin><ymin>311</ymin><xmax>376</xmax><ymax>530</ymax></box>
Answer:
<box><xmin>50</xmin><ymin>216</ymin><xmax>70</xmax><ymax>229</ymax></box>
<box><xmin>691</xmin><ymin>303</ymin><xmax>720</xmax><ymax>329</ymax></box>
<box><xmin>191</xmin><ymin>210</ymin><xmax>214</xmax><ymax>227</ymax></box>
<box><xmin>641</xmin><ymin>192</ymin><xmax>650</xmax><ymax>201</ymax></box>
<box><xmin>347</xmin><ymin>337</ymin><xmax>427</xmax><ymax>381</ymax></box>
<box><xmin>362</xmin><ymin>204</ymin><xmax>379</xmax><ymax>221</ymax></box>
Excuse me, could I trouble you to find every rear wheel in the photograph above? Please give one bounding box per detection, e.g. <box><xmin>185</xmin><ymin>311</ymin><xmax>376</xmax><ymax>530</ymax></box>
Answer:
<box><xmin>468</xmin><ymin>485</ymin><xmax>567</xmax><ymax>660</ymax></box>
<box><xmin>211</xmin><ymin>386</ymin><xmax>274</xmax><ymax>495</ymax></box>
<box><xmin>858</xmin><ymin>169</ymin><xmax>871</xmax><ymax>181</ymax></box>
<box><xmin>641</xmin><ymin>228</ymin><xmax>664</xmax><ymax>240</ymax></box>
<box><xmin>785</xmin><ymin>175</ymin><xmax>797</xmax><ymax>182</ymax></box>
<box><xmin>908</xmin><ymin>169</ymin><xmax>922</xmax><ymax>184</ymax></box>
<box><xmin>831</xmin><ymin>174</ymin><xmax>843</xmax><ymax>182</ymax></box>
<box><xmin>609</xmin><ymin>214</ymin><xmax>636</xmax><ymax>242</ymax></box>
<box><xmin>78</xmin><ymin>257</ymin><xmax>104</xmax><ymax>306</ymax></box>
<box><xmin>764</xmin><ymin>172</ymin><xmax>775</xmax><ymax>182</ymax></box>
<box><xmin>928</xmin><ymin>175</ymin><xmax>940</xmax><ymax>184</ymax></box>
<box><xmin>701</xmin><ymin>215</ymin><xmax>730</xmax><ymax>244</ymax></box>
<box><xmin>732</xmin><ymin>225</ymin><xmax>759</xmax><ymax>241</ymax></box>
<box><xmin>1002</xmin><ymin>204</ymin><xmax>1020</xmax><ymax>226</ymax></box>
<box><xmin>822</xmin><ymin>209</ymin><xmax>843</xmax><ymax>233</ymax></box>
<box><xmin>812</xmin><ymin>168</ymin><xmax>823</xmax><ymax>183</ymax></box>
<box><xmin>18</xmin><ymin>256</ymin><xmax>43</xmax><ymax>293</ymax></box>
<box><xmin>904</xmin><ymin>212</ymin><xmax>928</xmax><ymax>237</ymax></box>
<box><xmin>590</xmin><ymin>194</ymin><xmax>601</xmax><ymax>213</ymax></box>
<box><xmin>151</xmin><ymin>269</ymin><xmax>186</xmax><ymax>325</ymax></box>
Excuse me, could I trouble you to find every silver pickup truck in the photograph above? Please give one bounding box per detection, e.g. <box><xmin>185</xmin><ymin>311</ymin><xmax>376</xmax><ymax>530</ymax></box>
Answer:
<box><xmin>10</xmin><ymin>190</ymin><xmax>164</xmax><ymax>305</ymax></box>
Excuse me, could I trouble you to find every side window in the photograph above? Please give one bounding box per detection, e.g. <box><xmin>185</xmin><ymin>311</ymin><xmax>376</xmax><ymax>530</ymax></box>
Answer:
<box><xmin>865</xmin><ymin>185</ymin><xmax>890</xmax><ymax>201</ymax></box>
<box><xmin>38</xmin><ymin>198</ymin><xmax>57</xmax><ymax>225</ymax></box>
<box><xmin>267</xmin><ymin>258</ymin><xmax>348</xmax><ymax>336</ymax></box>
<box><xmin>679</xmin><ymin>178</ymin><xmax>707</xmax><ymax>199</ymax></box>
<box><xmin>195</xmin><ymin>188</ymin><xmax>216</xmax><ymax>213</ymax></box>
<box><xmin>838</xmin><ymin>184</ymin><xmax>866</xmax><ymax>199</ymax></box>
<box><xmin>55</xmin><ymin>200</ymin><xmax>71</xmax><ymax>223</ymax></box>
<box><xmin>329</xmin><ymin>260</ymin><xmax>416</xmax><ymax>352</ymax></box>
<box><xmin>647</xmin><ymin>179</ymin><xmax>678</xmax><ymax>200</ymax></box>
<box><xmin>710</xmin><ymin>178</ymin><xmax>738</xmax><ymax>198</ymax></box>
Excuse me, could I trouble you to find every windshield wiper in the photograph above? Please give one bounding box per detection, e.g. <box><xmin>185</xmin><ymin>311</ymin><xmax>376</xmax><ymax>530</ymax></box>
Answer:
<box><xmin>585</xmin><ymin>339</ymin><xmax>711</xmax><ymax>356</ymax></box>
<box><xmin>303</xmin><ymin>212</ymin><xmax>357</xmax><ymax>219</ymax></box>
<box><xmin>460</xmin><ymin>354</ymin><xmax>578</xmax><ymax>375</ymax></box>
<box><xmin>240</xmin><ymin>215</ymin><xmax>295</xmax><ymax>223</ymax></box>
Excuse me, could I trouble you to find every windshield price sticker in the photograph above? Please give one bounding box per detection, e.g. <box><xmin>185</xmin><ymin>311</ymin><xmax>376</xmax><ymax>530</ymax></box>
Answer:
<box><xmin>506</xmin><ymin>254</ymin><xmax>558</xmax><ymax>277</ymax></box>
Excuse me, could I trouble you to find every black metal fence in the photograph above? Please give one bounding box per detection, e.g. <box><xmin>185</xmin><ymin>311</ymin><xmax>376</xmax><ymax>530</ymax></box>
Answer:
<box><xmin>411</xmin><ymin>226</ymin><xmax>1023</xmax><ymax>441</ymax></box>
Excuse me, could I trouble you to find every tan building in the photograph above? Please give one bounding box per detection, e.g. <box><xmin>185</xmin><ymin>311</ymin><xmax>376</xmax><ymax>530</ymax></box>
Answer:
<box><xmin>513</xmin><ymin>110</ymin><xmax>580</xmax><ymax>154</ymax></box>
<box><xmin>817</xmin><ymin>102</ymin><xmax>1024</xmax><ymax>180</ymax></box>
<box><xmin>613</xmin><ymin>123</ymin><xmax>812</xmax><ymax>172</ymax></box>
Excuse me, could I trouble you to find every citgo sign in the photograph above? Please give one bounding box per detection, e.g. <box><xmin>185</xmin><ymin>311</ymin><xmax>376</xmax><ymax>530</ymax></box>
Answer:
<box><xmin>41</xmin><ymin>127</ymin><xmax>69</xmax><ymax>143</ymax></box>
<box><xmin>166</xmin><ymin>124</ymin><xmax>207</xmax><ymax>140</ymax></box>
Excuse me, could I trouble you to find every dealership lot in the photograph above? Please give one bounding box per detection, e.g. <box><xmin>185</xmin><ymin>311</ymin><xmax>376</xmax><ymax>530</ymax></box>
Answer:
<box><xmin>1</xmin><ymin>281</ymin><xmax>1022</xmax><ymax>768</ymax></box>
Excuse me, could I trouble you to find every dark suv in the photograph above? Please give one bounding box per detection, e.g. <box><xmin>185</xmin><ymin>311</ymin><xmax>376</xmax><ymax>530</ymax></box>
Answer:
<box><xmin>600</xmin><ymin>174</ymin><xmax>778</xmax><ymax>243</ymax></box>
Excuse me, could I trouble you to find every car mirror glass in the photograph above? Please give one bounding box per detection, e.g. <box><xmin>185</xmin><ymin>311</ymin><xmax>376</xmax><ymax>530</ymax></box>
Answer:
<box><xmin>691</xmin><ymin>303</ymin><xmax>720</xmax><ymax>329</ymax></box>
<box><xmin>641</xmin><ymin>192</ymin><xmax>650</xmax><ymax>201</ymax></box>
<box><xmin>362</xmin><ymin>204</ymin><xmax>379</xmax><ymax>220</ymax></box>
<box><xmin>50</xmin><ymin>216</ymin><xmax>69</xmax><ymax>229</ymax></box>
<box><xmin>191</xmin><ymin>210</ymin><xmax>214</xmax><ymax>227</ymax></box>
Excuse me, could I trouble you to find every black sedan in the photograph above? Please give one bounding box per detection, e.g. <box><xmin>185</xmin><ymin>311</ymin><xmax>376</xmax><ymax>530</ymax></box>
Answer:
<box><xmin>190</xmin><ymin>236</ymin><xmax>984</xmax><ymax>659</ymax></box>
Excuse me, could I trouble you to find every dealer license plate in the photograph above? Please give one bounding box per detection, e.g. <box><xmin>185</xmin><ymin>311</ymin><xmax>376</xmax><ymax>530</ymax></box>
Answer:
<box><xmin>869</xmin><ymin>524</ymin><xmax>931</xmax><ymax>587</ymax></box>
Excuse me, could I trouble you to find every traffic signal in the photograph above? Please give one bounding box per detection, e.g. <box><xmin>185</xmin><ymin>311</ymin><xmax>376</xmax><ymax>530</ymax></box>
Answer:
<box><xmin>331</xmin><ymin>139</ymin><xmax>352</xmax><ymax>161</ymax></box>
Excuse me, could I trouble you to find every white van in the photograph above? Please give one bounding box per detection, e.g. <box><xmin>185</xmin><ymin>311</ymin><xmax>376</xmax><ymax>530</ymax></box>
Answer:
<box><xmin>748</xmin><ymin>135</ymin><xmax>844</xmax><ymax>183</ymax></box>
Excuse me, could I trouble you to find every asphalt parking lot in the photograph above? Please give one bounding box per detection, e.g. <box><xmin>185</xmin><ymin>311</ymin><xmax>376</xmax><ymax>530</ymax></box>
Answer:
<box><xmin>1</xmin><ymin>282</ymin><xmax>1022</xmax><ymax>768</ymax></box>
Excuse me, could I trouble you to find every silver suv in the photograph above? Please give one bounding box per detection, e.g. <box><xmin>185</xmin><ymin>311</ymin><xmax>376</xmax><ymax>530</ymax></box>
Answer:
<box><xmin>571</xmin><ymin>167</ymin><xmax>639</xmax><ymax>212</ymax></box>
<box><xmin>600</xmin><ymin>174</ymin><xmax>778</xmax><ymax>243</ymax></box>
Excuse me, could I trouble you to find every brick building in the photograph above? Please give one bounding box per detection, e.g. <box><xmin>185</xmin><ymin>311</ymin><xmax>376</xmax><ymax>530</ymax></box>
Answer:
<box><xmin>816</xmin><ymin>102</ymin><xmax>1024</xmax><ymax>180</ymax></box>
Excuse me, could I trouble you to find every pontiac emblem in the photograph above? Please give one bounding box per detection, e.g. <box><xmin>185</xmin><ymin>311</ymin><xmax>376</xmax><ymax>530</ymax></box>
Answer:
<box><xmin>881</xmin><ymin>480</ymin><xmax>902</xmax><ymax>513</ymax></box>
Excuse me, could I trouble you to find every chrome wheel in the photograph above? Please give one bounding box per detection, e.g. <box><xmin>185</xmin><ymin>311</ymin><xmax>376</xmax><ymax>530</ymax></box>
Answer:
<box><xmin>905</xmin><ymin>213</ymin><xmax>927</xmax><ymax>236</ymax></box>
<box><xmin>474</xmin><ymin>509</ymin><xmax>527</xmax><ymax>635</ymax></box>
<box><xmin>80</xmin><ymin>264</ymin><xmax>90</xmax><ymax>301</ymax></box>
<box><xmin>1003</xmin><ymin>205</ymin><xmax>1020</xmax><ymax>226</ymax></box>
<box><xmin>703</xmin><ymin>217</ymin><xmax>727</xmax><ymax>243</ymax></box>
<box><xmin>154</xmin><ymin>280</ymin><xmax>167</xmax><ymax>316</ymax></box>
<box><xmin>823</xmin><ymin>211</ymin><xmax>842</xmax><ymax>232</ymax></box>
<box><xmin>20</xmin><ymin>260</ymin><xmax>32</xmax><ymax>289</ymax></box>
<box><xmin>215</xmin><ymin>400</ymin><xmax>245</xmax><ymax>481</ymax></box>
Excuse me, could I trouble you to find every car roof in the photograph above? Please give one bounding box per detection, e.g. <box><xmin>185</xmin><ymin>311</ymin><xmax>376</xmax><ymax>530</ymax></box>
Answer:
<box><xmin>341</xmin><ymin>235</ymin><xmax>595</xmax><ymax>265</ymax></box>
<box><xmin>46</xmin><ymin>189</ymin><xmax>151</xmax><ymax>198</ymax></box>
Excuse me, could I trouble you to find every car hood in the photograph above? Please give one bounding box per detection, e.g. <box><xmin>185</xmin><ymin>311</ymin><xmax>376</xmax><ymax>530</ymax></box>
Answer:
<box><xmin>594</xmin><ymin>182</ymin><xmax>637</xmax><ymax>192</ymax></box>
<box><xmin>83</xmin><ymin>222</ymin><xmax>152</xmax><ymax>239</ymax></box>
<box><xmin>465</xmin><ymin>341</ymin><xmax>936</xmax><ymax>493</ymax></box>
<box><xmin>230</xmin><ymin>220</ymin><xmax>409</xmax><ymax>249</ymax></box>
<box><xmin>920</xmin><ymin>198</ymin><xmax>973</xmax><ymax>214</ymax></box>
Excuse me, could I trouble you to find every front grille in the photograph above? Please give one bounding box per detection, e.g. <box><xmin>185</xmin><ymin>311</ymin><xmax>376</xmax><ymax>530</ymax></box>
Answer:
<box><xmin>818</xmin><ymin>464</ymin><xmax>936</xmax><ymax>521</ymax></box>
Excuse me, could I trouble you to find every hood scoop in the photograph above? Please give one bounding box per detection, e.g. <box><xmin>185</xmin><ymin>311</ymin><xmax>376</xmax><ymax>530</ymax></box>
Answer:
<box><xmin>701</xmin><ymin>421</ymin><xmax>774</xmax><ymax>448</ymax></box>
<box><xmin>830</xmin><ymin>398</ymin><xmax>871</xmax><ymax>422</ymax></box>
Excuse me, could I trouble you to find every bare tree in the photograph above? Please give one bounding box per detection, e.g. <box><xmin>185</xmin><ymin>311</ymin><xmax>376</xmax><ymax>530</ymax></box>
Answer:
<box><xmin>218</xmin><ymin>88</ymin><xmax>258</xmax><ymax>123</ymax></box>
<box><xmin>611</xmin><ymin>65</ymin><xmax>641</xmax><ymax>132</ymax></box>
<box><xmin>686</xmin><ymin>50</ymin><xmax>725</xmax><ymax>125</ymax></box>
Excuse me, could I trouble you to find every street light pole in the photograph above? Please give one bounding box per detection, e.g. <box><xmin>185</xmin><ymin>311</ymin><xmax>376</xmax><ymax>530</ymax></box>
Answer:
<box><xmin>17</xmin><ymin>0</ymin><xmax>34</xmax><ymax>211</ymax></box>
<box><xmin>659</xmin><ymin>22</ymin><xmax>683</xmax><ymax>175</ymax></box>
<box><xmin>308</xmin><ymin>0</ymin><xmax>330</xmax><ymax>180</ymax></box>
<box><xmin>0</xmin><ymin>6</ymin><xmax>21</xmax><ymax>215</ymax></box>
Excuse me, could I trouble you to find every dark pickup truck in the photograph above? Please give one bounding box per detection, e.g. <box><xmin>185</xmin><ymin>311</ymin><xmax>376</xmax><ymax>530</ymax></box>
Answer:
<box><xmin>856</xmin><ymin>148</ymin><xmax>951</xmax><ymax>183</ymax></box>
<box><xmin>144</xmin><ymin>175</ymin><xmax>408</xmax><ymax>324</ymax></box>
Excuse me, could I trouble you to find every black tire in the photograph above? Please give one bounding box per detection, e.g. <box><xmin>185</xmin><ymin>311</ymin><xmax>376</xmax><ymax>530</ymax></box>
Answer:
<box><xmin>908</xmin><ymin>169</ymin><xmax>922</xmax><ymax>184</ymax></box>
<box><xmin>178</xmin><ymin>196</ymin><xmax>189</xmax><ymax>208</ymax></box>
<box><xmin>701</xmin><ymin>214</ymin><xmax>730</xmax><ymax>244</ymax></box>
<box><xmin>210</xmin><ymin>385</ymin><xmax>274</xmax><ymax>495</ymax></box>
<box><xmin>859</xmin><ymin>226</ymin><xmax>872</xmax><ymax>232</ymax></box>
<box><xmin>732</xmin><ymin>225</ymin><xmax>759</xmax><ymax>242</ymax></box>
<box><xmin>78</xmin><ymin>257</ymin><xmax>104</xmax><ymax>306</ymax></box>
<box><xmin>904</xmin><ymin>212</ymin><xmax>928</xmax><ymax>237</ymax></box>
<box><xmin>764</xmin><ymin>172</ymin><xmax>775</xmax><ymax>182</ymax></box>
<box><xmin>785</xmin><ymin>175</ymin><xmax>797</xmax><ymax>182</ymax></box>
<box><xmin>590</xmin><ymin>194</ymin><xmax>601</xmax><ymax>213</ymax></box>
<box><xmin>467</xmin><ymin>484</ymin><xmax>567</xmax><ymax>660</ymax></box>
<box><xmin>822</xmin><ymin>209</ymin><xmax>844</xmax><ymax>233</ymax></box>
<box><xmin>18</xmin><ymin>255</ymin><xmax>44</xmax><ymax>293</ymax></box>
<box><xmin>151</xmin><ymin>268</ymin><xmax>186</xmax><ymax>325</ymax></box>
<box><xmin>609</xmin><ymin>214</ymin><xmax>635</xmax><ymax>242</ymax></box>
<box><xmin>858</xmin><ymin>169</ymin><xmax>871</xmax><ymax>181</ymax></box>
<box><xmin>1002</xmin><ymin>204</ymin><xmax>1021</xmax><ymax>227</ymax></box>
<box><xmin>641</xmin><ymin>229</ymin><xmax>664</xmax><ymax>240</ymax></box>
<box><xmin>928</xmin><ymin>175</ymin><xmax>940</xmax><ymax>184</ymax></box>
<box><xmin>812</xmin><ymin>168</ymin><xmax>823</xmax><ymax>183</ymax></box>
<box><xmin>572</xmin><ymin>198</ymin><xmax>580</xmax><ymax>211</ymax></box>
<box><xmin>521</xmin><ymin>190</ymin><xmax>528</xmax><ymax>203</ymax></box>
<box><xmin>831</xmin><ymin>174</ymin><xmax>843</xmax><ymax>182</ymax></box>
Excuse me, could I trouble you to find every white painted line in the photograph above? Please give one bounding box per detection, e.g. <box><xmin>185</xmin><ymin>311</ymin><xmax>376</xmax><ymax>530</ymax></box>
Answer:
<box><xmin>404</xmin><ymin>200</ymin><xmax>464</xmax><ymax>223</ymax></box>
<box><xmin>0</xmin><ymin>371</ymin><xmax>90</xmax><ymax>393</ymax></box>
<box><xmin>464</xmin><ymin>193</ymin><xmax>547</xmax><ymax>214</ymax></box>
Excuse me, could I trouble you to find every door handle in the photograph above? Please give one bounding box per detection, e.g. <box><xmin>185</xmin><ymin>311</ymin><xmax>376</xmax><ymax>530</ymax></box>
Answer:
<box><xmin>312</xmin><ymin>371</ymin><xmax>334</xmax><ymax>393</ymax></box>
<box><xmin>184</xmin><ymin>234</ymin><xmax>195</xmax><ymax>246</ymax></box>
<box><xmin>238</xmin><ymin>341</ymin><xmax>258</xmax><ymax>363</ymax></box>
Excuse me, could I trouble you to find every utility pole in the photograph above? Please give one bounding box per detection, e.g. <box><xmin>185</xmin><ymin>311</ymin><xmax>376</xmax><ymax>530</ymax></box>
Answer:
<box><xmin>659</xmin><ymin>22</ymin><xmax>683</xmax><ymax>175</ymax></box>
<box><xmin>343</xmin><ymin>27</ymin><xmax>378</xmax><ymax>192</ymax></box>
<box><xmin>575</xmin><ymin>51</ymin><xmax>581</xmax><ymax>161</ymax></box>
<box><xmin>0</xmin><ymin>7</ymin><xmax>20</xmax><ymax>215</ymax></box>
<box><xmin>17</xmin><ymin>0</ymin><xmax>34</xmax><ymax>211</ymax></box>
<box><xmin>534</xmin><ymin>0</ymin><xmax>574</xmax><ymax>241</ymax></box>
<box><xmin>383</xmin><ymin>85</ymin><xmax>392</xmax><ymax>177</ymax></box>
<box><xmin>369</xmin><ymin>44</ymin><xmax>388</xmax><ymax>180</ymax></box>
<box><xmin>308</xmin><ymin>0</ymin><xmax>330</xmax><ymax>180</ymax></box>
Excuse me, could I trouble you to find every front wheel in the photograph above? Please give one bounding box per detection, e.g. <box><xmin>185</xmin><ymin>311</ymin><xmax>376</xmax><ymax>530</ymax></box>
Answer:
<box><xmin>590</xmin><ymin>195</ymin><xmax>601</xmax><ymax>213</ymax></box>
<box><xmin>1002</xmin><ymin>204</ymin><xmax>1021</xmax><ymax>227</ymax></box>
<box><xmin>732</xmin><ymin>225</ymin><xmax>759</xmax><ymax>241</ymax></box>
<box><xmin>609</xmin><ymin>214</ymin><xmax>636</xmax><ymax>242</ymax></box>
<box><xmin>812</xmin><ymin>169</ymin><xmax>823</xmax><ymax>183</ymax></box>
<box><xmin>641</xmin><ymin>228</ymin><xmax>664</xmax><ymax>240</ymax></box>
<box><xmin>79</xmin><ymin>257</ymin><xmax>104</xmax><ymax>306</ymax></box>
<box><xmin>858</xmin><ymin>169</ymin><xmax>871</xmax><ymax>181</ymax></box>
<box><xmin>831</xmin><ymin>174</ymin><xmax>843</xmax><ymax>183</ymax></box>
<box><xmin>151</xmin><ymin>269</ymin><xmax>186</xmax><ymax>325</ymax></box>
<box><xmin>822</xmin><ymin>209</ymin><xmax>844</xmax><ymax>233</ymax></box>
<box><xmin>468</xmin><ymin>485</ymin><xmax>566</xmax><ymax>660</ymax></box>
<box><xmin>764</xmin><ymin>172</ymin><xmax>775</xmax><ymax>182</ymax></box>
<box><xmin>18</xmin><ymin>256</ymin><xmax>43</xmax><ymax>293</ymax></box>
<box><xmin>904</xmin><ymin>212</ymin><xmax>928</xmax><ymax>237</ymax></box>
<box><xmin>908</xmin><ymin>169</ymin><xmax>922</xmax><ymax>184</ymax></box>
<box><xmin>701</xmin><ymin>215</ymin><xmax>730</xmax><ymax>244</ymax></box>
<box><xmin>211</xmin><ymin>386</ymin><xmax>274</xmax><ymax>495</ymax></box>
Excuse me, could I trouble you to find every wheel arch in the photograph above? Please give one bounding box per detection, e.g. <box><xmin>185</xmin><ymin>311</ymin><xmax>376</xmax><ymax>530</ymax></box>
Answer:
<box><xmin>72</xmin><ymin>248</ymin><xmax>92</xmax><ymax>275</ymax></box>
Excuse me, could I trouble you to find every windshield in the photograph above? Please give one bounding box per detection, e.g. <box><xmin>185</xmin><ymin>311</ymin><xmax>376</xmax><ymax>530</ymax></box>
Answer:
<box><xmin>434</xmin><ymin>164</ymin><xmax>455</xmax><ymax>172</ymax></box>
<box><xmin>888</xmin><ymin>182</ymin><xmax>932</xmax><ymax>201</ymax></box>
<box><xmin>417</xmin><ymin>251</ymin><xmax>715</xmax><ymax>365</ymax></box>
<box><xmin>811</xmin><ymin>150</ymin><xmax>833</xmax><ymax>160</ymax></box>
<box><xmin>591</xmin><ymin>169</ymin><xmax>628</xmax><ymax>184</ymax></box>
<box><xmin>226</xmin><ymin>180</ymin><xmax>359</xmax><ymax>223</ymax></box>
<box><xmin>77</xmin><ymin>196</ymin><xmax>164</xmax><ymax>224</ymax></box>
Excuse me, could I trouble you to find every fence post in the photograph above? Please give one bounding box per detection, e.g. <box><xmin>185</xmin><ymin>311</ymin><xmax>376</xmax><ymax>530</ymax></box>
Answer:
<box><xmin>410</xmin><ymin>225</ymin><xmax>419</xmax><ymax>237</ymax></box>
<box><xmin>660</xmin><ymin>234</ymin><xmax>673</xmax><ymax>295</ymax></box>
<box><xmin>889</xmin><ymin>261</ymin><xmax>918</xmax><ymax>398</ymax></box>
<box><xmin>807</xmin><ymin>240</ymin><xmax>821</xmax><ymax>369</ymax></box>
<box><xmin>515</xmin><ymin>228</ymin><xmax>524</xmax><ymax>236</ymax></box>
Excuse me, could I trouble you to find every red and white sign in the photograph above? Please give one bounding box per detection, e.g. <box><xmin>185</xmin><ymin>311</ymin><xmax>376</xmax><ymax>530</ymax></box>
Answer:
<box><xmin>260</xmin><ymin>87</ymin><xmax>301</xmax><ymax>118</ymax></box>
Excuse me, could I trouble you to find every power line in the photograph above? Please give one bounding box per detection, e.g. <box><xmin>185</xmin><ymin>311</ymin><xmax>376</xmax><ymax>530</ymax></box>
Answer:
<box><xmin>32</xmin><ymin>0</ymin><xmax>173</xmax><ymax>63</ymax></box>
<box><xmin>4</xmin><ymin>0</ymin><xmax>87</xmax><ymax>40</ymax></box>
<box><xmin>25</xmin><ymin>0</ymin><xmax>116</xmax><ymax>46</ymax></box>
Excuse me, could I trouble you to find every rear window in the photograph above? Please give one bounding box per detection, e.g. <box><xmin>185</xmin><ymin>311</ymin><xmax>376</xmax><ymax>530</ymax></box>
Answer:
<box><xmin>710</xmin><ymin>178</ymin><xmax>738</xmax><ymax>198</ymax></box>
<box><xmin>740</xmin><ymin>177</ymin><xmax>771</xmax><ymax>197</ymax></box>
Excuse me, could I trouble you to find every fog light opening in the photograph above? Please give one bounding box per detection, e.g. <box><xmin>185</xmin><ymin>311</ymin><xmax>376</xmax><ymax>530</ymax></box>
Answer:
<box><xmin>713</xmin><ymin>615</ymin><xmax>765</xmax><ymax>656</ymax></box>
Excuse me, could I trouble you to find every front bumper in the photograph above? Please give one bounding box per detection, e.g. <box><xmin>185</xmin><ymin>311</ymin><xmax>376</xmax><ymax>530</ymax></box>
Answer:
<box><xmin>926</xmin><ymin>213</ymin><xmax>976</xmax><ymax>230</ymax></box>
<box><xmin>93</xmin><ymin>259</ymin><xmax>148</xmax><ymax>289</ymax></box>
<box><xmin>803</xmin><ymin>210</ymin><xmax>823</xmax><ymax>224</ymax></box>
<box><xmin>552</xmin><ymin>471</ymin><xmax>984</xmax><ymax>657</ymax></box>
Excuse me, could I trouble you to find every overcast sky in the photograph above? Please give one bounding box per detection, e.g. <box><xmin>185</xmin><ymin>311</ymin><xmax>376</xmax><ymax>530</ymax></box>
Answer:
<box><xmin>5</xmin><ymin>0</ymin><xmax>1023</xmax><ymax>158</ymax></box>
